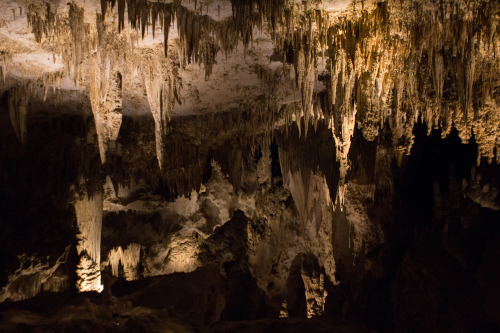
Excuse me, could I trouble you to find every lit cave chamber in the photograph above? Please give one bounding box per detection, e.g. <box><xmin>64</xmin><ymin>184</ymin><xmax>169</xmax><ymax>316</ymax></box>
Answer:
<box><xmin>0</xmin><ymin>0</ymin><xmax>499</xmax><ymax>332</ymax></box>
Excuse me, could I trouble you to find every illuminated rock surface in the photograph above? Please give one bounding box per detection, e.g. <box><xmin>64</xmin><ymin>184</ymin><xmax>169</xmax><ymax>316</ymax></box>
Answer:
<box><xmin>0</xmin><ymin>0</ymin><xmax>499</xmax><ymax>331</ymax></box>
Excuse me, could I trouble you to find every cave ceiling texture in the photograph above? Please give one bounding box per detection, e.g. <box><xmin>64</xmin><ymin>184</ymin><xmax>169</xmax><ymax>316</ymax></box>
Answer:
<box><xmin>0</xmin><ymin>0</ymin><xmax>499</xmax><ymax>331</ymax></box>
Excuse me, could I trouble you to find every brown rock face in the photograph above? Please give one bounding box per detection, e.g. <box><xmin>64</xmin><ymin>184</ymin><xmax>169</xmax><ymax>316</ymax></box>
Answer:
<box><xmin>0</xmin><ymin>0</ymin><xmax>499</xmax><ymax>332</ymax></box>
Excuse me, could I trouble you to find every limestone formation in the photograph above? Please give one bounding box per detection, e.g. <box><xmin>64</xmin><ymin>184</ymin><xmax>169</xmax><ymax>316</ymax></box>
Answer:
<box><xmin>74</xmin><ymin>190</ymin><xmax>104</xmax><ymax>292</ymax></box>
<box><xmin>0</xmin><ymin>0</ymin><xmax>499</xmax><ymax>332</ymax></box>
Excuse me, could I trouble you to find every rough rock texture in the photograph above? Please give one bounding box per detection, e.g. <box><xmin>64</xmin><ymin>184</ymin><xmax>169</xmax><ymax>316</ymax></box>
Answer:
<box><xmin>0</xmin><ymin>0</ymin><xmax>499</xmax><ymax>332</ymax></box>
<box><xmin>74</xmin><ymin>190</ymin><xmax>104</xmax><ymax>292</ymax></box>
<box><xmin>0</xmin><ymin>245</ymin><xmax>72</xmax><ymax>302</ymax></box>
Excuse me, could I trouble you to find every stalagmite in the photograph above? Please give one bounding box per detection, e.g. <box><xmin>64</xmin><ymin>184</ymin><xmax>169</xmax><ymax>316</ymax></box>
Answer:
<box><xmin>257</xmin><ymin>143</ymin><xmax>272</xmax><ymax>185</ymax></box>
<box><xmin>301</xmin><ymin>259</ymin><xmax>327</xmax><ymax>318</ymax></box>
<box><xmin>74</xmin><ymin>191</ymin><xmax>104</xmax><ymax>292</ymax></box>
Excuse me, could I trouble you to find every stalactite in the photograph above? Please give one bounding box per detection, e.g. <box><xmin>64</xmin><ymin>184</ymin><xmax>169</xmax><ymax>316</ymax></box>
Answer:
<box><xmin>474</xmin><ymin>95</ymin><xmax>500</xmax><ymax>164</ymax></box>
<box><xmin>89</xmin><ymin>52</ymin><xmax>123</xmax><ymax>163</ymax></box>
<box><xmin>42</xmin><ymin>71</ymin><xmax>63</xmax><ymax>102</ymax></box>
<box><xmin>465</xmin><ymin>48</ymin><xmax>476</xmax><ymax>120</ymax></box>
<box><xmin>74</xmin><ymin>191</ymin><xmax>104</xmax><ymax>292</ymax></box>
<box><xmin>107</xmin><ymin>247</ymin><xmax>122</xmax><ymax>277</ymax></box>
<box><xmin>329</xmin><ymin>52</ymin><xmax>357</xmax><ymax>189</ymax></box>
<box><xmin>7</xmin><ymin>86</ymin><xmax>31</xmax><ymax>144</ymax></box>
<box><xmin>163</xmin><ymin>11</ymin><xmax>171</xmax><ymax>56</ymax></box>
<box><xmin>257</xmin><ymin>143</ymin><xmax>272</xmax><ymax>185</ymax></box>
<box><xmin>0</xmin><ymin>52</ymin><xmax>7</xmax><ymax>84</ymax></box>
<box><xmin>106</xmin><ymin>243</ymin><xmax>141</xmax><ymax>281</ymax></box>
<box><xmin>277</xmin><ymin>130</ymin><xmax>337</xmax><ymax>285</ymax></box>
<box><xmin>141</xmin><ymin>49</ymin><xmax>176</xmax><ymax>169</ymax></box>
<box><xmin>26</xmin><ymin>2</ymin><xmax>56</xmax><ymax>43</ymax></box>
<box><xmin>0</xmin><ymin>246</ymin><xmax>71</xmax><ymax>302</ymax></box>
<box><xmin>67</xmin><ymin>2</ymin><xmax>89</xmax><ymax>85</ymax></box>
<box><xmin>118</xmin><ymin>0</ymin><xmax>125</xmax><ymax>32</ymax></box>
<box><xmin>292</xmin><ymin>45</ymin><xmax>316</xmax><ymax>137</ymax></box>
<box><xmin>433</xmin><ymin>52</ymin><xmax>444</xmax><ymax>109</ymax></box>
<box><xmin>101</xmin><ymin>0</ymin><xmax>107</xmax><ymax>17</ymax></box>
<box><xmin>339</xmin><ymin>183</ymin><xmax>383</xmax><ymax>263</ymax></box>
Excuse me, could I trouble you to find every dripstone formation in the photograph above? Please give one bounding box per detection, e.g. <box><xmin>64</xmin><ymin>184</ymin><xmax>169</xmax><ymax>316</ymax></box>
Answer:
<box><xmin>0</xmin><ymin>0</ymin><xmax>499</xmax><ymax>331</ymax></box>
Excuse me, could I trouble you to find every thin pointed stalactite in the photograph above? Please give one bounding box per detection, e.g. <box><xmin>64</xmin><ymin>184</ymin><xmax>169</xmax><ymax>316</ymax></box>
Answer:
<box><xmin>118</xmin><ymin>0</ymin><xmax>125</xmax><ymax>32</ymax></box>
<box><xmin>0</xmin><ymin>52</ymin><xmax>7</xmax><ymax>84</ymax></box>
<box><xmin>101</xmin><ymin>0</ymin><xmax>107</xmax><ymax>17</ymax></box>
<box><xmin>164</xmin><ymin>11</ymin><xmax>171</xmax><ymax>56</ymax></box>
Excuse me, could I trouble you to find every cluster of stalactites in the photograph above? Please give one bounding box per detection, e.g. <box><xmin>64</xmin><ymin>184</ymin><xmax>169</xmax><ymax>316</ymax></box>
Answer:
<box><xmin>25</xmin><ymin>2</ymin><xmax>125</xmax><ymax>163</ymax></box>
<box><xmin>25</xmin><ymin>2</ymin><xmax>95</xmax><ymax>86</ymax></box>
<box><xmin>26</xmin><ymin>2</ymin><xmax>59</xmax><ymax>43</ymax></box>
<box><xmin>270</xmin><ymin>0</ymin><xmax>499</xmax><ymax>164</ymax></box>
<box><xmin>41</xmin><ymin>71</ymin><xmax>63</xmax><ymax>102</ymax></box>
<box><xmin>67</xmin><ymin>2</ymin><xmax>90</xmax><ymax>85</ymax></box>
<box><xmin>21</xmin><ymin>0</ymin><xmax>500</xmax><ymax>166</ymax></box>
<box><xmin>24</xmin><ymin>0</ymin><xmax>234</xmax><ymax>80</ymax></box>
<box><xmin>260</xmin><ymin>0</ymin><xmax>498</xmax><ymax>216</ymax></box>
<box><xmin>106</xmin><ymin>243</ymin><xmax>141</xmax><ymax>281</ymax></box>
<box><xmin>108</xmin><ymin>0</ymin><xmax>236</xmax><ymax>77</ymax></box>
<box><xmin>5</xmin><ymin>71</ymin><xmax>66</xmax><ymax>145</ymax></box>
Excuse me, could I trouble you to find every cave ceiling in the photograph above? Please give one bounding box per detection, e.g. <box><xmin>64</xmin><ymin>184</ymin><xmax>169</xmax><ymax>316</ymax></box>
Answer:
<box><xmin>1</xmin><ymin>0</ymin><xmax>497</xmax><ymax>165</ymax></box>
